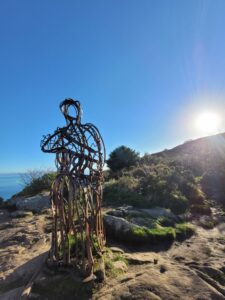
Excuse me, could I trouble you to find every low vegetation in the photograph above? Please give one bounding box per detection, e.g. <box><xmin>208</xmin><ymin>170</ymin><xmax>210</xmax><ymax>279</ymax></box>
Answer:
<box><xmin>131</xmin><ymin>226</ymin><xmax>176</xmax><ymax>243</ymax></box>
<box><xmin>104</xmin><ymin>249</ymin><xmax>128</xmax><ymax>278</ymax></box>
<box><xmin>104</xmin><ymin>152</ymin><xmax>208</xmax><ymax>215</ymax></box>
<box><xmin>129</xmin><ymin>222</ymin><xmax>195</xmax><ymax>244</ymax></box>
<box><xmin>14</xmin><ymin>172</ymin><xmax>56</xmax><ymax>197</ymax></box>
<box><xmin>104</xmin><ymin>134</ymin><xmax>225</xmax><ymax>214</ymax></box>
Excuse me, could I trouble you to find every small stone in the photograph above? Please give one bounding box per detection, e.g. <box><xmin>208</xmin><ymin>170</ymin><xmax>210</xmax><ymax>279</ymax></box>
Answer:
<box><xmin>109</xmin><ymin>247</ymin><xmax>124</xmax><ymax>254</ymax></box>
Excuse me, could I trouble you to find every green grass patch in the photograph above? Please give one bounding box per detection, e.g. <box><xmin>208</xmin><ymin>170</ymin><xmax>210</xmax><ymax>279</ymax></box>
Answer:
<box><xmin>131</xmin><ymin>226</ymin><xmax>176</xmax><ymax>244</ymax></box>
<box><xmin>113</xmin><ymin>254</ymin><xmax>129</xmax><ymax>266</ymax></box>
<box><xmin>175</xmin><ymin>223</ymin><xmax>195</xmax><ymax>240</ymax></box>
<box><xmin>104</xmin><ymin>249</ymin><xmax>128</xmax><ymax>278</ymax></box>
<box><xmin>129</xmin><ymin>223</ymin><xmax>195</xmax><ymax>244</ymax></box>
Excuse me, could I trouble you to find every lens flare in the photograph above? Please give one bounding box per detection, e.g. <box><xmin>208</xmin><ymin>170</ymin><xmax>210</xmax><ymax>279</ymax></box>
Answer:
<box><xmin>195</xmin><ymin>111</ymin><xmax>221</xmax><ymax>135</ymax></box>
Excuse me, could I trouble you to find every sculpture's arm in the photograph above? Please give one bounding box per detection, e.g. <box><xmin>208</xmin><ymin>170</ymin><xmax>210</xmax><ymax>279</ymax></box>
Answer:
<box><xmin>84</xmin><ymin>123</ymin><xmax>106</xmax><ymax>167</ymax></box>
<box><xmin>41</xmin><ymin>128</ymin><xmax>67</xmax><ymax>153</ymax></box>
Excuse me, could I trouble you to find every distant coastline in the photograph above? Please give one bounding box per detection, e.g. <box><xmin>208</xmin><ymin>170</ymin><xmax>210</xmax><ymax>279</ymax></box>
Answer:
<box><xmin>0</xmin><ymin>173</ymin><xmax>24</xmax><ymax>200</ymax></box>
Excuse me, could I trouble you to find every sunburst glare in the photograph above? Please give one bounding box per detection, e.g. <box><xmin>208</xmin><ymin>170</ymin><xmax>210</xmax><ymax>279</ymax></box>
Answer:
<box><xmin>195</xmin><ymin>111</ymin><xmax>221</xmax><ymax>135</ymax></box>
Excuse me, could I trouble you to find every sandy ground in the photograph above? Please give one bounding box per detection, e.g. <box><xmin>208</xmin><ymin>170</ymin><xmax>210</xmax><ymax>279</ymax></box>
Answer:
<box><xmin>0</xmin><ymin>209</ymin><xmax>51</xmax><ymax>299</ymax></box>
<box><xmin>1</xmin><ymin>208</ymin><xmax>225</xmax><ymax>299</ymax></box>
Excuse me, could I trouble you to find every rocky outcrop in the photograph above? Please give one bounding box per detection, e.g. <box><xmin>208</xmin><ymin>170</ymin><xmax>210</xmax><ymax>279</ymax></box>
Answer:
<box><xmin>7</xmin><ymin>191</ymin><xmax>51</xmax><ymax>213</ymax></box>
<box><xmin>104</xmin><ymin>214</ymin><xmax>136</xmax><ymax>236</ymax></box>
<box><xmin>104</xmin><ymin>206</ymin><xmax>183</xmax><ymax>245</ymax></box>
<box><xmin>106</xmin><ymin>206</ymin><xmax>179</xmax><ymax>223</ymax></box>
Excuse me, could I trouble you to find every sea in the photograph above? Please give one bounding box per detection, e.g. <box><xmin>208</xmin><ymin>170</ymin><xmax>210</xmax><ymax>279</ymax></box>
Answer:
<box><xmin>0</xmin><ymin>173</ymin><xmax>25</xmax><ymax>200</ymax></box>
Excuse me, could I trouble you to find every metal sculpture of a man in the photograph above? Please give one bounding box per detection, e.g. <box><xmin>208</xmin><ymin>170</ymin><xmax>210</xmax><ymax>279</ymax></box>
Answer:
<box><xmin>41</xmin><ymin>98</ymin><xmax>105</xmax><ymax>280</ymax></box>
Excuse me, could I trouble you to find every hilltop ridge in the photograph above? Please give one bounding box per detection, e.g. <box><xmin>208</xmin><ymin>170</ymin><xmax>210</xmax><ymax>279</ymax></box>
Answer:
<box><xmin>152</xmin><ymin>132</ymin><xmax>225</xmax><ymax>205</ymax></box>
<box><xmin>155</xmin><ymin>132</ymin><xmax>225</xmax><ymax>159</ymax></box>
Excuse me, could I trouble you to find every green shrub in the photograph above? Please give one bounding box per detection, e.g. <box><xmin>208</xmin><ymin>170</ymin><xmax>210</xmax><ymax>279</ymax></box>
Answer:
<box><xmin>182</xmin><ymin>182</ymin><xmax>205</xmax><ymax>204</ymax></box>
<box><xmin>103</xmin><ymin>177</ymin><xmax>145</xmax><ymax>207</ymax></box>
<box><xmin>104</xmin><ymin>166</ymin><xmax>194</xmax><ymax>214</ymax></box>
<box><xmin>16</xmin><ymin>172</ymin><xmax>56</xmax><ymax>197</ymax></box>
<box><xmin>107</xmin><ymin>146</ymin><xmax>140</xmax><ymax>172</ymax></box>
<box><xmin>103</xmin><ymin>145</ymin><xmax>215</xmax><ymax>215</ymax></box>
<box><xmin>166</xmin><ymin>191</ymin><xmax>188</xmax><ymax>214</ymax></box>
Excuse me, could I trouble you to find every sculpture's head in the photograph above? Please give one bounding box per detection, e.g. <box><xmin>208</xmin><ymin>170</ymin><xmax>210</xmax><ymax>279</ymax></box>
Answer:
<box><xmin>60</xmin><ymin>98</ymin><xmax>82</xmax><ymax>124</ymax></box>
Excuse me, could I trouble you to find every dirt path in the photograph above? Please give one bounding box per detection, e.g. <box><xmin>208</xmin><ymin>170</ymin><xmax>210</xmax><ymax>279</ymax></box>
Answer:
<box><xmin>0</xmin><ymin>209</ymin><xmax>51</xmax><ymax>299</ymax></box>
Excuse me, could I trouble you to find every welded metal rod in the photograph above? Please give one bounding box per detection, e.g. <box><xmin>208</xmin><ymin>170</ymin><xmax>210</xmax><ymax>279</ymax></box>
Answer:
<box><xmin>41</xmin><ymin>98</ymin><xmax>105</xmax><ymax>277</ymax></box>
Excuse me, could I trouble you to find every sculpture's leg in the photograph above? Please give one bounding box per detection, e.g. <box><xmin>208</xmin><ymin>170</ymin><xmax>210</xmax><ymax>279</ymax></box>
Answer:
<box><xmin>52</xmin><ymin>202</ymin><xmax>58</xmax><ymax>261</ymax></box>
<box><xmin>85</xmin><ymin>193</ymin><xmax>94</xmax><ymax>277</ymax></box>
<box><xmin>58</xmin><ymin>179</ymin><xmax>67</xmax><ymax>264</ymax></box>
<box><xmin>95</xmin><ymin>184</ymin><xmax>105</xmax><ymax>251</ymax></box>
<box><xmin>50</xmin><ymin>196</ymin><xmax>56</xmax><ymax>262</ymax></box>
<box><xmin>65</xmin><ymin>175</ymin><xmax>75</xmax><ymax>265</ymax></box>
<box><xmin>76</xmin><ymin>183</ymin><xmax>86</xmax><ymax>273</ymax></box>
<box><xmin>99</xmin><ymin>186</ymin><xmax>106</xmax><ymax>247</ymax></box>
<box><xmin>50</xmin><ymin>180</ymin><xmax>60</xmax><ymax>262</ymax></box>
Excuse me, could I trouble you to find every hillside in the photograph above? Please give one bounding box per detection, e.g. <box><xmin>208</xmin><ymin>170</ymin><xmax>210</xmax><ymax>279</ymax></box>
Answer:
<box><xmin>155</xmin><ymin>132</ymin><xmax>225</xmax><ymax>169</ymax></box>
<box><xmin>153</xmin><ymin>132</ymin><xmax>225</xmax><ymax>205</ymax></box>
<box><xmin>104</xmin><ymin>132</ymin><xmax>225</xmax><ymax>213</ymax></box>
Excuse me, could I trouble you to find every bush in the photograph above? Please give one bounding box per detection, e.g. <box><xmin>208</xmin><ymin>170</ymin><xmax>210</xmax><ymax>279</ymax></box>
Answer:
<box><xmin>15</xmin><ymin>172</ymin><xmax>56</xmax><ymax>197</ymax></box>
<box><xmin>103</xmin><ymin>158</ymin><xmax>203</xmax><ymax>214</ymax></box>
<box><xmin>166</xmin><ymin>191</ymin><xmax>188</xmax><ymax>214</ymax></box>
<box><xmin>103</xmin><ymin>146</ymin><xmax>216</xmax><ymax>215</ymax></box>
<box><xmin>107</xmin><ymin>146</ymin><xmax>140</xmax><ymax>172</ymax></box>
<box><xmin>103</xmin><ymin>177</ymin><xmax>145</xmax><ymax>207</ymax></box>
<box><xmin>182</xmin><ymin>182</ymin><xmax>205</xmax><ymax>204</ymax></box>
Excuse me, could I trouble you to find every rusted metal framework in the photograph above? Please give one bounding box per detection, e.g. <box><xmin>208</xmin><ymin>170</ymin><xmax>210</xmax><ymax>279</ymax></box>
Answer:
<box><xmin>41</xmin><ymin>98</ymin><xmax>106</xmax><ymax>278</ymax></box>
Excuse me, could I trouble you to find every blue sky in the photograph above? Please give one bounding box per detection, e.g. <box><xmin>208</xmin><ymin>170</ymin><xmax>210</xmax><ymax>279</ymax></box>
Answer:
<box><xmin>1</xmin><ymin>0</ymin><xmax>225</xmax><ymax>173</ymax></box>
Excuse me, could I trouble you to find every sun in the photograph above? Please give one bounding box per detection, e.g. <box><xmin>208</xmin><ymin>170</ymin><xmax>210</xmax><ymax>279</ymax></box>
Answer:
<box><xmin>195</xmin><ymin>111</ymin><xmax>221</xmax><ymax>135</ymax></box>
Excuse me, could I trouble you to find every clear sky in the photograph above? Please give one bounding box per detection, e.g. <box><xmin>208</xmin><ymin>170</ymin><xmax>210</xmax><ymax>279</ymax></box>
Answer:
<box><xmin>1</xmin><ymin>0</ymin><xmax>225</xmax><ymax>173</ymax></box>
